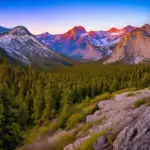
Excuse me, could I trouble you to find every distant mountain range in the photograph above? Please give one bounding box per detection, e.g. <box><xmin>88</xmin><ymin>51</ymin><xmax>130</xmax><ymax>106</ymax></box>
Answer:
<box><xmin>0</xmin><ymin>24</ymin><xmax>149</xmax><ymax>68</ymax></box>
<box><xmin>0</xmin><ymin>26</ymin><xmax>73</xmax><ymax>68</ymax></box>
<box><xmin>37</xmin><ymin>25</ymin><xmax>136</xmax><ymax>60</ymax></box>
<box><xmin>0</xmin><ymin>26</ymin><xmax>10</xmax><ymax>34</ymax></box>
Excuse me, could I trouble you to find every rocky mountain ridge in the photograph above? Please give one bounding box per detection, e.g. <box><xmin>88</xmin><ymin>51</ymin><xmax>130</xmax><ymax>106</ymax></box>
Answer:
<box><xmin>37</xmin><ymin>25</ymin><xmax>136</xmax><ymax>60</ymax></box>
<box><xmin>0</xmin><ymin>26</ymin><xmax>72</xmax><ymax>67</ymax></box>
<box><xmin>104</xmin><ymin>24</ymin><xmax>150</xmax><ymax>64</ymax></box>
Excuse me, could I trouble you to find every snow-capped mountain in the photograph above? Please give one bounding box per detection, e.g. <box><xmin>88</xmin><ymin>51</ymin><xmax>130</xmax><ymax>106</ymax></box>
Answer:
<box><xmin>37</xmin><ymin>25</ymin><xmax>136</xmax><ymax>60</ymax></box>
<box><xmin>0</xmin><ymin>26</ymin><xmax>10</xmax><ymax>34</ymax></box>
<box><xmin>0</xmin><ymin>26</ymin><xmax>72</xmax><ymax>67</ymax></box>
<box><xmin>104</xmin><ymin>24</ymin><xmax>150</xmax><ymax>64</ymax></box>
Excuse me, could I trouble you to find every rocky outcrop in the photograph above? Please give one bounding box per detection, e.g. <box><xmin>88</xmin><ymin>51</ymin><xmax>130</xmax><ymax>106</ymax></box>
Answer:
<box><xmin>113</xmin><ymin>107</ymin><xmax>150</xmax><ymax>150</ymax></box>
<box><xmin>23</xmin><ymin>89</ymin><xmax>150</xmax><ymax>150</ymax></box>
<box><xmin>104</xmin><ymin>24</ymin><xmax>150</xmax><ymax>64</ymax></box>
<box><xmin>64</xmin><ymin>89</ymin><xmax>150</xmax><ymax>150</ymax></box>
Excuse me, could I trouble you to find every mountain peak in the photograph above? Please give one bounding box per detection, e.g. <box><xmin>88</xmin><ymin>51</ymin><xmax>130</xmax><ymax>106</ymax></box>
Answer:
<box><xmin>70</xmin><ymin>26</ymin><xmax>86</xmax><ymax>35</ymax></box>
<box><xmin>64</xmin><ymin>25</ymin><xmax>87</xmax><ymax>40</ymax></box>
<box><xmin>140</xmin><ymin>24</ymin><xmax>150</xmax><ymax>35</ymax></box>
<box><xmin>69</xmin><ymin>25</ymin><xmax>87</xmax><ymax>34</ymax></box>
<box><xmin>8</xmin><ymin>26</ymin><xmax>32</xmax><ymax>36</ymax></box>
<box><xmin>73</xmin><ymin>25</ymin><xmax>86</xmax><ymax>31</ymax></box>
<box><xmin>123</xmin><ymin>25</ymin><xmax>136</xmax><ymax>32</ymax></box>
<box><xmin>141</xmin><ymin>24</ymin><xmax>150</xmax><ymax>30</ymax></box>
<box><xmin>107</xmin><ymin>27</ymin><xmax>120</xmax><ymax>33</ymax></box>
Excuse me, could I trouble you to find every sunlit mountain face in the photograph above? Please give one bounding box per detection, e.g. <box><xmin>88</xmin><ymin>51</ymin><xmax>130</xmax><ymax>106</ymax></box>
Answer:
<box><xmin>37</xmin><ymin>25</ymin><xmax>136</xmax><ymax>61</ymax></box>
<box><xmin>105</xmin><ymin>24</ymin><xmax>150</xmax><ymax>64</ymax></box>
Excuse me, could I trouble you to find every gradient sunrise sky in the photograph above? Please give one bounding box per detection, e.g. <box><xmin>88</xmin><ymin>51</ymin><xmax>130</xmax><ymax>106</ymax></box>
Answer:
<box><xmin>0</xmin><ymin>0</ymin><xmax>150</xmax><ymax>34</ymax></box>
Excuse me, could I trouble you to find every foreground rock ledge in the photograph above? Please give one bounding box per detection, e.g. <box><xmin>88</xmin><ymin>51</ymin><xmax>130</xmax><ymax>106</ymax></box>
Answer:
<box><xmin>65</xmin><ymin>89</ymin><xmax>150</xmax><ymax>150</ymax></box>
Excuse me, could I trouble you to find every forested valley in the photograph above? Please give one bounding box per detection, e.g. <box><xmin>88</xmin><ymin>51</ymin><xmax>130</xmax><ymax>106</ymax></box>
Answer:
<box><xmin>1</xmin><ymin>60</ymin><xmax>150</xmax><ymax>150</ymax></box>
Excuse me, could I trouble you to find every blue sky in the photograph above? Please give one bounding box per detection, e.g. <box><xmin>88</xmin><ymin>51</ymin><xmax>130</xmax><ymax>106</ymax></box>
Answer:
<box><xmin>0</xmin><ymin>0</ymin><xmax>150</xmax><ymax>34</ymax></box>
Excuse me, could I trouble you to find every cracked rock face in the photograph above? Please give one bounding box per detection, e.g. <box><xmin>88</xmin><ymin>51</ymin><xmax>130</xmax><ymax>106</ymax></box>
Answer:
<box><xmin>104</xmin><ymin>24</ymin><xmax>150</xmax><ymax>64</ymax></box>
<box><xmin>113</xmin><ymin>107</ymin><xmax>150</xmax><ymax>150</ymax></box>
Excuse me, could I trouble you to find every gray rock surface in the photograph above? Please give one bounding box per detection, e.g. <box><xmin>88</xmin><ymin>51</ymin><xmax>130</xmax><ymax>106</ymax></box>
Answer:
<box><xmin>113</xmin><ymin>107</ymin><xmax>150</xmax><ymax>150</ymax></box>
<box><xmin>64</xmin><ymin>89</ymin><xmax>150</xmax><ymax>150</ymax></box>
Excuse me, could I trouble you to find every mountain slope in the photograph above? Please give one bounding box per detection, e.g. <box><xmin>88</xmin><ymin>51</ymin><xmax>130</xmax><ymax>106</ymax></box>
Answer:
<box><xmin>104</xmin><ymin>24</ymin><xmax>150</xmax><ymax>64</ymax></box>
<box><xmin>37</xmin><ymin>25</ymin><xmax>136</xmax><ymax>61</ymax></box>
<box><xmin>0</xmin><ymin>26</ymin><xmax>73</xmax><ymax>68</ymax></box>
<box><xmin>0</xmin><ymin>26</ymin><xmax>10</xmax><ymax>34</ymax></box>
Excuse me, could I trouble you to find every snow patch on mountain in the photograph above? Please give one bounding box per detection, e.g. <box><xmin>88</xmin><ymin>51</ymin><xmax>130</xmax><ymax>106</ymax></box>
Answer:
<box><xmin>0</xmin><ymin>26</ymin><xmax>71</xmax><ymax>66</ymax></box>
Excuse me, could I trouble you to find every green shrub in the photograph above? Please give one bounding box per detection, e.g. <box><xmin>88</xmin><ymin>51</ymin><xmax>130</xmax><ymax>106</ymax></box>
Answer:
<box><xmin>38</xmin><ymin>126</ymin><xmax>49</xmax><ymax>136</ymax></box>
<box><xmin>107</xmin><ymin>129</ymin><xmax>121</xmax><ymax>145</ymax></box>
<box><xmin>127</xmin><ymin>92</ymin><xmax>136</xmax><ymax>97</ymax></box>
<box><xmin>133</xmin><ymin>99</ymin><xmax>145</xmax><ymax>108</ymax></box>
<box><xmin>66</xmin><ymin>113</ymin><xmax>85</xmax><ymax>129</ymax></box>
<box><xmin>75</xmin><ymin>97</ymin><xmax>91</xmax><ymax>112</ymax></box>
<box><xmin>83</xmin><ymin>104</ymin><xmax>97</xmax><ymax>116</ymax></box>
<box><xmin>52</xmin><ymin>132</ymin><xmax>76</xmax><ymax>150</ymax></box>
<box><xmin>58</xmin><ymin>105</ymin><xmax>73</xmax><ymax>128</ymax></box>
<box><xmin>93</xmin><ymin>118</ymin><xmax>104</xmax><ymax>126</ymax></box>
<box><xmin>81</xmin><ymin>122</ymin><xmax>93</xmax><ymax>133</ymax></box>
<box><xmin>49</xmin><ymin>121</ymin><xmax>60</xmax><ymax>133</ymax></box>
<box><xmin>24</xmin><ymin>126</ymin><xmax>39</xmax><ymax>144</ymax></box>
<box><xmin>76</xmin><ymin>132</ymin><xmax>106</xmax><ymax>150</ymax></box>
<box><xmin>112</xmin><ymin>88</ymin><xmax>136</xmax><ymax>96</ymax></box>
<box><xmin>93</xmin><ymin>93</ymin><xmax>112</xmax><ymax>103</ymax></box>
<box><xmin>146</xmin><ymin>102</ymin><xmax>150</xmax><ymax>107</ymax></box>
<box><xmin>66</xmin><ymin>104</ymin><xmax>97</xmax><ymax>130</ymax></box>
<box><xmin>81</xmin><ymin>118</ymin><xmax>104</xmax><ymax>134</ymax></box>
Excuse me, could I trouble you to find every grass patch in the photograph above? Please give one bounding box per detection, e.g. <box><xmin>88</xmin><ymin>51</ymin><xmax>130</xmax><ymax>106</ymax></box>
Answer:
<box><xmin>76</xmin><ymin>132</ymin><xmax>106</xmax><ymax>150</ymax></box>
<box><xmin>66</xmin><ymin>104</ymin><xmax>97</xmax><ymax>130</ymax></box>
<box><xmin>81</xmin><ymin>122</ymin><xmax>93</xmax><ymax>133</ymax></box>
<box><xmin>92</xmin><ymin>93</ymin><xmax>112</xmax><ymax>104</ymax></box>
<box><xmin>79</xmin><ymin>117</ymin><xmax>105</xmax><ymax>138</ymax></box>
<box><xmin>52</xmin><ymin>131</ymin><xmax>77</xmax><ymax>150</ymax></box>
<box><xmin>112</xmin><ymin>88</ymin><xmax>136</xmax><ymax>96</ymax></box>
<box><xmin>107</xmin><ymin>128</ymin><xmax>122</xmax><ymax>145</ymax></box>
<box><xmin>127</xmin><ymin>92</ymin><xmax>136</xmax><ymax>97</ymax></box>
<box><xmin>146</xmin><ymin>102</ymin><xmax>150</xmax><ymax>107</ymax></box>
<box><xmin>133</xmin><ymin>99</ymin><xmax>145</xmax><ymax>108</ymax></box>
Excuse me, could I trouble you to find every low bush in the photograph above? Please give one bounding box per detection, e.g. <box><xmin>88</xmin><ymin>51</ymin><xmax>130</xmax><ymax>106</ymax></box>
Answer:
<box><xmin>127</xmin><ymin>92</ymin><xmax>136</xmax><ymax>97</ymax></box>
<box><xmin>81</xmin><ymin>122</ymin><xmax>93</xmax><ymax>133</ymax></box>
<box><xmin>52</xmin><ymin>131</ymin><xmax>76</xmax><ymax>150</ymax></box>
<box><xmin>146</xmin><ymin>102</ymin><xmax>150</xmax><ymax>107</ymax></box>
<box><xmin>38</xmin><ymin>126</ymin><xmax>49</xmax><ymax>136</ymax></box>
<box><xmin>133</xmin><ymin>99</ymin><xmax>145</xmax><ymax>108</ymax></box>
<box><xmin>76</xmin><ymin>132</ymin><xmax>106</xmax><ymax>150</ymax></box>
<box><xmin>66</xmin><ymin>113</ymin><xmax>85</xmax><ymax>129</ymax></box>
<box><xmin>80</xmin><ymin>118</ymin><xmax>104</xmax><ymax>134</ymax></box>
<box><xmin>112</xmin><ymin>88</ymin><xmax>136</xmax><ymax>95</ymax></box>
<box><xmin>49</xmin><ymin>120</ymin><xmax>60</xmax><ymax>133</ymax></box>
<box><xmin>93</xmin><ymin>93</ymin><xmax>112</xmax><ymax>104</ymax></box>
<box><xmin>83</xmin><ymin>104</ymin><xmax>97</xmax><ymax>116</ymax></box>
<box><xmin>67</xmin><ymin>104</ymin><xmax>97</xmax><ymax>130</ymax></box>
